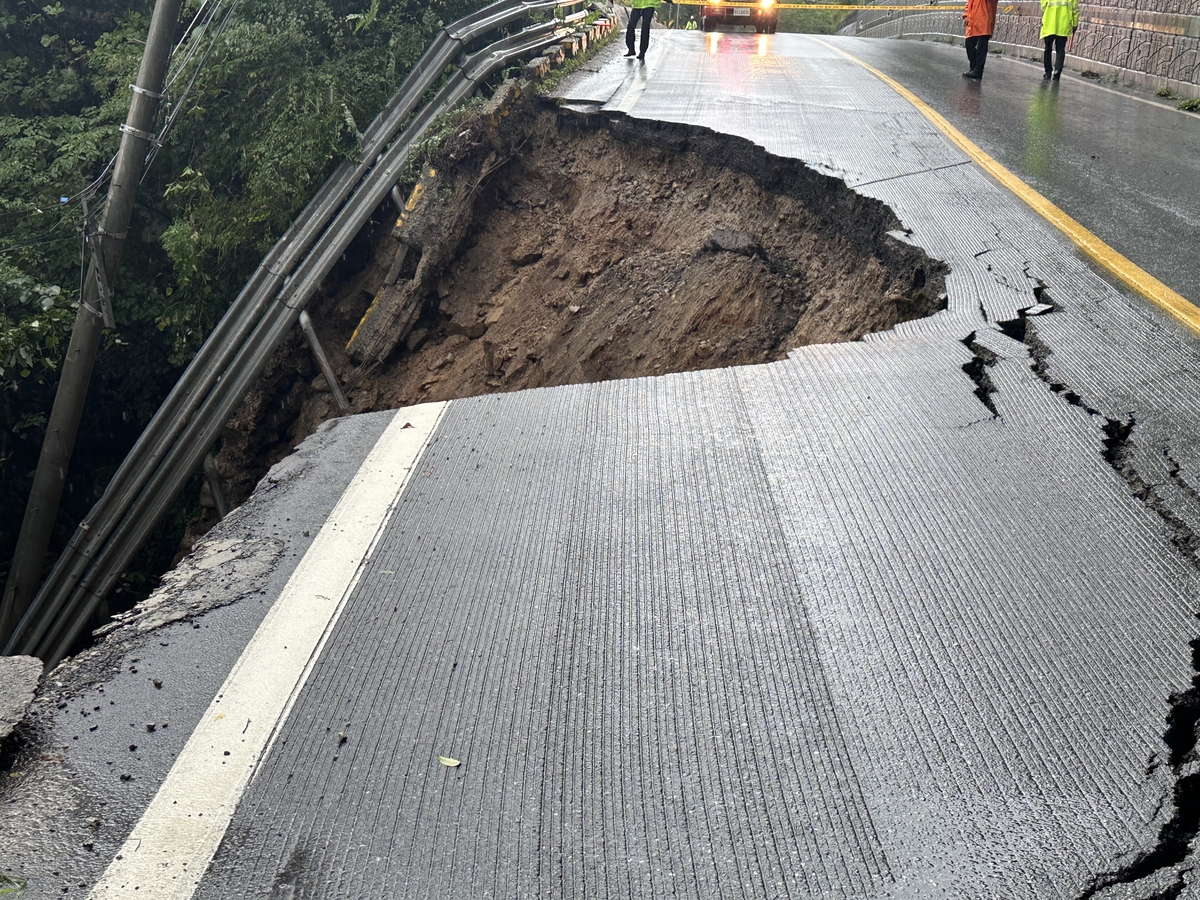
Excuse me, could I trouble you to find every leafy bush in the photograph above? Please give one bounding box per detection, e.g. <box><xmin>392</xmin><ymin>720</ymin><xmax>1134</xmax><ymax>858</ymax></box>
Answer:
<box><xmin>0</xmin><ymin>0</ymin><xmax>491</xmax><ymax>592</ymax></box>
<box><xmin>778</xmin><ymin>5</ymin><xmax>853</xmax><ymax>34</ymax></box>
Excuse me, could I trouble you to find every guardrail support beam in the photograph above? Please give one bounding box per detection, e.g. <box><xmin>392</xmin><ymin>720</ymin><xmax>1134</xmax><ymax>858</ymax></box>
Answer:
<box><xmin>203</xmin><ymin>454</ymin><xmax>231</xmax><ymax>520</ymax></box>
<box><xmin>299</xmin><ymin>311</ymin><xmax>351</xmax><ymax>415</ymax></box>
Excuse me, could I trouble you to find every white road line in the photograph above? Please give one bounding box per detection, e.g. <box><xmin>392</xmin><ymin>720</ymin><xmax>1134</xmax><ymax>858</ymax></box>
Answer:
<box><xmin>617</xmin><ymin>52</ymin><xmax>655</xmax><ymax>112</ymax></box>
<box><xmin>89</xmin><ymin>402</ymin><xmax>449</xmax><ymax>899</ymax></box>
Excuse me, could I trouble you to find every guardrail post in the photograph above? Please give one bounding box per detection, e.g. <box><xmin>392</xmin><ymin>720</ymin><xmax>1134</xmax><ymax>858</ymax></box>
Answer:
<box><xmin>299</xmin><ymin>311</ymin><xmax>351</xmax><ymax>415</ymax></box>
<box><xmin>203</xmin><ymin>454</ymin><xmax>231</xmax><ymax>520</ymax></box>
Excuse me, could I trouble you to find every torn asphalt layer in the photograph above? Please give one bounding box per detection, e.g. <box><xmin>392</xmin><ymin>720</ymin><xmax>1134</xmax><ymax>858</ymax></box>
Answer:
<box><xmin>0</xmin><ymin>656</ymin><xmax>41</xmax><ymax>745</ymax></box>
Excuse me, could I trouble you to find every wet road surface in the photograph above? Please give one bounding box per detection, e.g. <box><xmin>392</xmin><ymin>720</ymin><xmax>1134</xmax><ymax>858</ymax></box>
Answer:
<box><xmin>845</xmin><ymin>36</ymin><xmax>1200</xmax><ymax>310</ymax></box>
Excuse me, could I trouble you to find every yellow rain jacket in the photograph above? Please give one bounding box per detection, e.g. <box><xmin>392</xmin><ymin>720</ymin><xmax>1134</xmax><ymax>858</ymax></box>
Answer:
<box><xmin>1040</xmin><ymin>0</ymin><xmax>1079</xmax><ymax>39</ymax></box>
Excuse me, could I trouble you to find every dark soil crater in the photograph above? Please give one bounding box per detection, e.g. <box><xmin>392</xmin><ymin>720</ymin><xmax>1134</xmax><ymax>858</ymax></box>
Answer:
<box><xmin>198</xmin><ymin>96</ymin><xmax>949</xmax><ymax>537</ymax></box>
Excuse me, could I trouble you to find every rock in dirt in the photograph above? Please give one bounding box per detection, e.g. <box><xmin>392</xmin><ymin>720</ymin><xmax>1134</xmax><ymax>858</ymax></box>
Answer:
<box><xmin>510</xmin><ymin>250</ymin><xmax>544</xmax><ymax>267</ymax></box>
<box><xmin>448</xmin><ymin>319</ymin><xmax>488</xmax><ymax>340</ymax></box>
<box><xmin>706</xmin><ymin>228</ymin><xmax>762</xmax><ymax>257</ymax></box>
<box><xmin>406</xmin><ymin>328</ymin><xmax>430</xmax><ymax>352</ymax></box>
<box><xmin>0</xmin><ymin>655</ymin><xmax>42</xmax><ymax>744</ymax></box>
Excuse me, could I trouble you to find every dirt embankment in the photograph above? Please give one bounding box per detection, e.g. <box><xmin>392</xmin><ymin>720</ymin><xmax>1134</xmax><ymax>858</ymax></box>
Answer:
<box><xmin>195</xmin><ymin>91</ymin><xmax>948</xmax><ymax>537</ymax></box>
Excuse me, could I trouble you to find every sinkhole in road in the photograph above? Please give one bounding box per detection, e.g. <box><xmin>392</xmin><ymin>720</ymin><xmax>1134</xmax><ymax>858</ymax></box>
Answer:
<box><xmin>209</xmin><ymin>101</ymin><xmax>950</xmax><ymax>517</ymax></box>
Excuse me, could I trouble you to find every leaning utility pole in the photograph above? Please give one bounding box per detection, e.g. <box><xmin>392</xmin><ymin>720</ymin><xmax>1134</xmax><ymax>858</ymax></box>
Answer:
<box><xmin>0</xmin><ymin>0</ymin><xmax>185</xmax><ymax>652</ymax></box>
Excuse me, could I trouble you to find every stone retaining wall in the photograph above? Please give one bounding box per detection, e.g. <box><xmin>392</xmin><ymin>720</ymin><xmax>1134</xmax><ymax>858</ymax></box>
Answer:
<box><xmin>839</xmin><ymin>1</ymin><xmax>1200</xmax><ymax>97</ymax></box>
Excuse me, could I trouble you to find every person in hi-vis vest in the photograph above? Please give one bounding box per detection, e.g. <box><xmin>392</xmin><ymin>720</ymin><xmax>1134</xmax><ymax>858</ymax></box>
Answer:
<box><xmin>626</xmin><ymin>0</ymin><xmax>660</xmax><ymax>62</ymax></box>
<box><xmin>961</xmin><ymin>0</ymin><xmax>998</xmax><ymax>80</ymax></box>
<box><xmin>1040</xmin><ymin>0</ymin><xmax>1079</xmax><ymax>80</ymax></box>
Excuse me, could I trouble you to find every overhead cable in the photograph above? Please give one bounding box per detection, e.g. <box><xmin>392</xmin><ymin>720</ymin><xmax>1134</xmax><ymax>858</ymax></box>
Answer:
<box><xmin>145</xmin><ymin>0</ymin><xmax>243</xmax><ymax>178</ymax></box>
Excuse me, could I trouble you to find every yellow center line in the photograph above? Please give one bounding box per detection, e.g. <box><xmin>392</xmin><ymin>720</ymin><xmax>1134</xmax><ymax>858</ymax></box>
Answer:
<box><xmin>813</xmin><ymin>37</ymin><xmax>1200</xmax><ymax>338</ymax></box>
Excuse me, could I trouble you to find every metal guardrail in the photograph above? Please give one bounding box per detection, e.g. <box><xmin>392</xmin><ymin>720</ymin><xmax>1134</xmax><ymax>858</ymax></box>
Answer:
<box><xmin>4</xmin><ymin>0</ymin><xmax>590</xmax><ymax>666</ymax></box>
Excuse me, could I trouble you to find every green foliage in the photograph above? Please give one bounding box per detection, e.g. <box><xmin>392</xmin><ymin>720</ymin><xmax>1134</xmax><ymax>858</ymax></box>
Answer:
<box><xmin>0</xmin><ymin>269</ymin><xmax>75</xmax><ymax>388</ymax></box>
<box><xmin>778</xmin><ymin>3</ymin><xmax>857</xmax><ymax>34</ymax></box>
<box><xmin>1179</xmin><ymin>97</ymin><xmax>1200</xmax><ymax>112</ymax></box>
<box><xmin>0</xmin><ymin>869</ymin><xmax>28</xmax><ymax>895</ymax></box>
<box><xmin>0</xmin><ymin>0</ymin><xmax>495</xmax><ymax>591</ymax></box>
<box><xmin>0</xmin><ymin>3</ymin><xmax>148</xmax><ymax>393</ymax></box>
<box><xmin>1156</xmin><ymin>87</ymin><xmax>1173</xmax><ymax>98</ymax></box>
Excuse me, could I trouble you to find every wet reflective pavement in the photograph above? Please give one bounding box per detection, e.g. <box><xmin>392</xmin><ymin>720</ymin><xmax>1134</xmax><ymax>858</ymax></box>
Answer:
<box><xmin>844</xmin><ymin>36</ymin><xmax>1200</xmax><ymax>310</ymax></box>
<box><xmin>4</xmin><ymin>31</ymin><xmax>1200</xmax><ymax>900</ymax></box>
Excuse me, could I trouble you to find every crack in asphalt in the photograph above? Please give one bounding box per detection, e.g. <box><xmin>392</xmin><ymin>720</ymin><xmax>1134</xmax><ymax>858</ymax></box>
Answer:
<box><xmin>1101</xmin><ymin>417</ymin><xmax>1200</xmax><ymax>562</ymax></box>
<box><xmin>992</xmin><ymin>303</ymin><xmax>1200</xmax><ymax>900</ymax></box>
<box><xmin>1166</xmin><ymin>449</ymin><xmax>1200</xmax><ymax>507</ymax></box>
<box><xmin>849</xmin><ymin>159</ymin><xmax>974</xmax><ymax>190</ymax></box>
<box><xmin>960</xmin><ymin>331</ymin><xmax>1000</xmax><ymax>418</ymax></box>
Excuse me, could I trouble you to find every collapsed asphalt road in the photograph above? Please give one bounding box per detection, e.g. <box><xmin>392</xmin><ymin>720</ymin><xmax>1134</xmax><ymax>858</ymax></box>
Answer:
<box><xmin>5</xmin><ymin>31</ymin><xmax>1200</xmax><ymax>900</ymax></box>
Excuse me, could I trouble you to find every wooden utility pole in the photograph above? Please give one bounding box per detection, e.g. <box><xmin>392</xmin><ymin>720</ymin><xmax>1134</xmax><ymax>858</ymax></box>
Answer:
<box><xmin>0</xmin><ymin>0</ymin><xmax>185</xmax><ymax>651</ymax></box>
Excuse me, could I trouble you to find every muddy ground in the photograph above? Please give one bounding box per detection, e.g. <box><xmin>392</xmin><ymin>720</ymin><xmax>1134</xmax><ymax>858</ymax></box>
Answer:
<box><xmin>192</xmin><ymin>93</ymin><xmax>948</xmax><ymax>542</ymax></box>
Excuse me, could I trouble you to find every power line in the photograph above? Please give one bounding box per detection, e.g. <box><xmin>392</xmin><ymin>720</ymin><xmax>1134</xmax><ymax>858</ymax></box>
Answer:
<box><xmin>3</xmin><ymin>2</ymin><xmax>242</xmax><ymax>241</ymax></box>
<box><xmin>146</xmin><ymin>0</ymin><xmax>244</xmax><ymax>177</ymax></box>
<box><xmin>0</xmin><ymin>234</ymin><xmax>78</xmax><ymax>256</ymax></box>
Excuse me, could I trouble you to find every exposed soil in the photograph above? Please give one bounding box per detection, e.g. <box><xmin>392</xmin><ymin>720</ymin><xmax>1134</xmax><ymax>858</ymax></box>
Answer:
<box><xmin>193</xmin><ymin>93</ymin><xmax>948</xmax><ymax>538</ymax></box>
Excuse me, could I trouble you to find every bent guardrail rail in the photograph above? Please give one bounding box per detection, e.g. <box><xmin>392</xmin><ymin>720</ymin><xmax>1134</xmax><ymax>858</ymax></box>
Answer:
<box><xmin>5</xmin><ymin>0</ymin><xmax>590</xmax><ymax>666</ymax></box>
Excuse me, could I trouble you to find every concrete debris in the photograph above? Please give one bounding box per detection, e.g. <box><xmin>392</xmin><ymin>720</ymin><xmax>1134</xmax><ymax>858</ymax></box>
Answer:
<box><xmin>0</xmin><ymin>655</ymin><xmax>42</xmax><ymax>744</ymax></box>
<box><xmin>524</xmin><ymin>56</ymin><xmax>552</xmax><ymax>81</ymax></box>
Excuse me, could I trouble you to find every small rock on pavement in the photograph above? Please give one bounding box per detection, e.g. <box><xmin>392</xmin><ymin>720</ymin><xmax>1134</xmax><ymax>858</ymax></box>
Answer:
<box><xmin>0</xmin><ymin>656</ymin><xmax>43</xmax><ymax>743</ymax></box>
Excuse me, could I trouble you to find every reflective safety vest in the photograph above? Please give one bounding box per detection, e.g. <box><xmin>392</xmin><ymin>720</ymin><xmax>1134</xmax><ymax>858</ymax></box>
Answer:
<box><xmin>1040</xmin><ymin>0</ymin><xmax>1079</xmax><ymax>38</ymax></box>
<box><xmin>631</xmin><ymin>0</ymin><xmax>660</xmax><ymax>9</ymax></box>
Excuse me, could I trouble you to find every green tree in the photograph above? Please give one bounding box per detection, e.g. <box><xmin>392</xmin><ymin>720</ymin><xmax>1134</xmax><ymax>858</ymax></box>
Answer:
<box><xmin>1</xmin><ymin>0</ymin><xmax>491</xmax><ymax>601</ymax></box>
<box><xmin>778</xmin><ymin>2</ymin><xmax>857</xmax><ymax>34</ymax></box>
